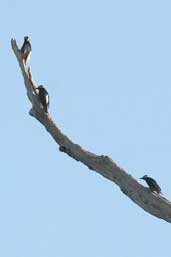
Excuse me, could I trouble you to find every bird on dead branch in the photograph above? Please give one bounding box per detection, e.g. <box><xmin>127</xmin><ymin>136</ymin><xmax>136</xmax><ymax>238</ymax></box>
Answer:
<box><xmin>140</xmin><ymin>175</ymin><xmax>162</xmax><ymax>194</ymax></box>
<box><xmin>21</xmin><ymin>36</ymin><xmax>31</xmax><ymax>65</ymax></box>
<box><xmin>37</xmin><ymin>85</ymin><xmax>50</xmax><ymax>113</ymax></box>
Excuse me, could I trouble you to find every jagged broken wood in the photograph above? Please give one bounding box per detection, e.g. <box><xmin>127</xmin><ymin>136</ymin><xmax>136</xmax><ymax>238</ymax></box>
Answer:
<box><xmin>11</xmin><ymin>38</ymin><xmax>171</xmax><ymax>223</ymax></box>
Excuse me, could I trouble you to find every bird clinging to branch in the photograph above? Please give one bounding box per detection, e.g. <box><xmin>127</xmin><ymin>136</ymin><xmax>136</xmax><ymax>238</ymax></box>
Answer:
<box><xmin>140</xmin><ymin>175</ymin><xmax>162</xmax><ymax>194</ymax></box>
<box><xmin>21</xmin><ymin>36</ymin><xmax>31</xmax><ymax>65</ymax></box>
<box><xmin>37</xmin><ymin>85</ymin><xmax>50</xmax><ymax>113</ymax></box>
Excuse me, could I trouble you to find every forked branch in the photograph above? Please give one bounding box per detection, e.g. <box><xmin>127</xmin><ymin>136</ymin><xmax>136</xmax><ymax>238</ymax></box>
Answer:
<box><xmin>11</xmin><ymin>38</ymin><xmax>171</xmax><ymax>223</ymax></box>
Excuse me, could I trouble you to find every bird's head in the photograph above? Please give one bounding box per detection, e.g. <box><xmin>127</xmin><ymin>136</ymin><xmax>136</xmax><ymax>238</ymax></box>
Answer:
<box><xmin>37</xmin><ymin>85</ymin><xmax>44</xmax><ymax>90</ymax></box>
<box><xmin>140</xmin><ymin>175</ymin><xmax>148</xmax><ymax>180</ymax></box>
<box><xmin>24</xmin><ymin>36</ymin><xmax>30</xmax><ymax>42</ymax></box>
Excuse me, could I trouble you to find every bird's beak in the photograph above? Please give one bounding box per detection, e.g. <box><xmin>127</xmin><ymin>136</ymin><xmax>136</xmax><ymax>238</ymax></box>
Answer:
<box><xmin>140</xmin><ymin>177</ymin><xmax>143</xmax><ymax>179</ymax></box>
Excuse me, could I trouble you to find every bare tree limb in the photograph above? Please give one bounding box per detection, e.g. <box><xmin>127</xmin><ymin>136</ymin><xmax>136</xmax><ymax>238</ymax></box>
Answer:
<box><xmin>11</xmin><ymin>38</ymin><xmax>171</xmax><ymax>223</ymax></box>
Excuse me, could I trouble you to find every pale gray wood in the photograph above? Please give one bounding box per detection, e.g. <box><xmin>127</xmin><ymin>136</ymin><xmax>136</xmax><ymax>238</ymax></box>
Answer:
<box><xmin>11</xmin><ymin>38</ymin><xmax>171</xmax><ymax>223</ymax></box>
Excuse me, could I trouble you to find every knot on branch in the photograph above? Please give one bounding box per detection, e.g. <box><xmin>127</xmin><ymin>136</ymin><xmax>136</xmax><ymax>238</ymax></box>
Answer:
<box><xmin>59</xmin><ymin>146</ymin><xmax>67</xmax><ymax>152</ymax></box>
<box><xmin>59</xmin><ymin>145</ymin><xmax>79</xmax><ymax>161</ymax></box>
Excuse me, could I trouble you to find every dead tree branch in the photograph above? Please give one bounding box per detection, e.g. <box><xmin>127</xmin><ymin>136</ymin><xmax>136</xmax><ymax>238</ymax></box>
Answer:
<box><xmin>11</xmin><ymin>38</ymin><xmax>171</xmax><ymax>223</ymax></box>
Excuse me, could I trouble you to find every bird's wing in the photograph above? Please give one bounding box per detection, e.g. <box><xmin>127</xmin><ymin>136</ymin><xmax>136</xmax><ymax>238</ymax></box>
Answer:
<box><xmin>150</xmin><ymin>178</ymin><xmax>161</xmax><ymax>192</ymax></box>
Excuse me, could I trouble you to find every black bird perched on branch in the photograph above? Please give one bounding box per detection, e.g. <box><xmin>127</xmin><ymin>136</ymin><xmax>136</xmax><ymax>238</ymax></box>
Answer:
<box><xmin>140</xmin><ymin>175</ymin><xmax>162</xmax><ymax>194</ymax></box>
<box><xmin>21</xmin><ymin>36</ymin><xmax>31</xmax><ymax>64</ymax></box>
<box><xmin>37</xmin><ymin>85</ymin><xmax>50</xmax><ymax>113</ymax></box>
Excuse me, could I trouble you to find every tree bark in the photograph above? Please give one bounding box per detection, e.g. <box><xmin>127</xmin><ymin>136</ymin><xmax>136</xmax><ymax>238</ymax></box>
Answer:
<box><xmin>11</xmin><ymin>38</ymin><xmax>171</xmax><ymax>223</ymax></box>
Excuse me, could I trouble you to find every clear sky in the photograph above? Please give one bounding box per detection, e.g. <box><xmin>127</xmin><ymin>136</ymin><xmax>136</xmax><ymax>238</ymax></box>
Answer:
<box><xmin>1</xmin><ymin>0</ymin><xmax>171</xmax><ymax>256</ymax></box>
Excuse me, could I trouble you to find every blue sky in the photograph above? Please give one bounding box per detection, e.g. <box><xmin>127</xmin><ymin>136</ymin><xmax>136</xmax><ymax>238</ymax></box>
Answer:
<box><xmin>1</xmin><ymin>0</ymin><xmax>171</xmax><ymax>256</ymax></box>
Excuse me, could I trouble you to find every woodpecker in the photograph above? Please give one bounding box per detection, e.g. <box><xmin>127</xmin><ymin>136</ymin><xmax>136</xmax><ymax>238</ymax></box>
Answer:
<box><xmin>21</xmin><ymin>36</ymin><xmax>31</xmax><ymax>64</ymax></box>
<box><xmin>37</xmin><ymin>85</ymin><xmax>50</xmax><ymax>113</ymax></box>
<box><xmin>140</xmin><ymin>175</ymin><xmax>162</xmax><ymax>194</ymax></box>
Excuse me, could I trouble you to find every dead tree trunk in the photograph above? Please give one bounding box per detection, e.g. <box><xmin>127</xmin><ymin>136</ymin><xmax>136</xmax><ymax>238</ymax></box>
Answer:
<box><xmin>11</xmin><ymin>38</ymin><xmax>171</xmax><ymax>223</ymax></box>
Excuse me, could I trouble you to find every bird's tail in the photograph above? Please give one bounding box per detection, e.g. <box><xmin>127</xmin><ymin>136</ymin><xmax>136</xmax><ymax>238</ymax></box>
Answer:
<box><xmin>44</xmin><ymin>106</ymin><xmax>48</xmax><ymax>113</ymax></box>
